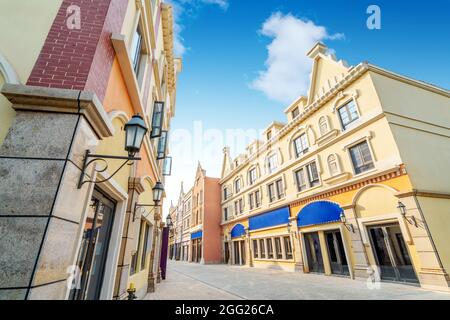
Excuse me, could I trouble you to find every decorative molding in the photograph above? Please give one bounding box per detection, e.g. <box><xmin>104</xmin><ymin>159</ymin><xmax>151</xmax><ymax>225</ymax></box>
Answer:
<box><xmin>0</xmin><ymin>83</ymin><xmax>114</xmax><ymax>139</ymax></box>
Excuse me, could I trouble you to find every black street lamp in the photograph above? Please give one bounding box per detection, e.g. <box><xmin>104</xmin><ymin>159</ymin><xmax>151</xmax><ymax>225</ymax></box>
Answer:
<box><xmin>77</xmin><ymin>114</ymin><xmax>148</xmax><ymax>189</ymax></box>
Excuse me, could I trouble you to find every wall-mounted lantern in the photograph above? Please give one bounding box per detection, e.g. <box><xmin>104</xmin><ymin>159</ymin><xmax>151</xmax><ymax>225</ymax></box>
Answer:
<box><xmin>133</xmin><ymin>181</ymin><xmax>164</xmax><ymax>221</ymax></box>
<box><xmin>150</xmin><ymin>101</ymin><xmax>165</xmax><ymax>138</ymax></box>
<box><xmin>166</xmin><ymin>214</ymin><xmax>173</xmax><ymax>229</ymax></box>
<box><xmin>339</xmin><ymin>212</ymin><xmax>355</xmax><ymax>233</ymax></box>
<box><xmin>77</xmin><ymin>114</ymin><xmax>147</xmax><ymax>189</ymax></box>
<box><xmin>398</xmin><ymin>201</ymin><xmax>418</xmax><ymax>227</ymax></box>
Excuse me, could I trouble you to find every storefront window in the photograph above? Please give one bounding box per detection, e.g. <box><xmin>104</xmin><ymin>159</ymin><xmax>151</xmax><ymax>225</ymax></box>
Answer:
<box><xmin>284</xmin><ymin>236</ymin><xmax>293</xmax><ymax>260</ymax></box>
<box><xmin>267</xmin><ymin>238</ymin><xmax>274</xmax><ymax>259</ymax></box>
<box><xmin>275</xmin><ymin>237</ymin><xmax>282</xmax><ymax>259</ymax></box>
<box><xmin>259</xmin><ymin>239</ymin><xmax>266</xmax><ymax>258</ymax></box>
<box><xmin>253</xmin><ymin>240</ymin><xmax>258</xmax><ymax>259</ymax></box>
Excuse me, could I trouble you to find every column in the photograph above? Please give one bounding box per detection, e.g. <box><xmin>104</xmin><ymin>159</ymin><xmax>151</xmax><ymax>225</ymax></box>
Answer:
<box><xmin>290</xmin><ymin>217</ymin><xmax>304</xmax><ymax>272</ymax></box>
<box><xmin>114</xmin><ymin>177</ymin><xmax>144</xmax><ymax>299</ymax></box>
<box><xmin>0</xmin><ymin>84</ymin><xmax>112</xmax><ymax>300</ymax></box>
<box><xmin>246</xmin><ymin>230</ymin><xmax>253</xmax><ymax>267</ymax></box>
<box><xmin>147</xmin><ymin>209</ymin><xmax>161</xmax><ymax>293</ymax></box>
<box><xmin>341</xmin><ymin>204</ymin><xmax>370</xmax><ymax>278</ymax></box>
<box><xmin>228</xmin><ymin>240</ymin><xmax>232</xmax><ymax>265</ymax></box>
<box><xmin>280</xmin><ymin>236</ymin><xmax>287</xmax><ymax>260</ymax></box>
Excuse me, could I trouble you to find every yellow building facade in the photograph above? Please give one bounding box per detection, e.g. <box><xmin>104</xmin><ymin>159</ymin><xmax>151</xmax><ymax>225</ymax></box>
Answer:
<box><xmin>220</xmin><ymin>43</ymin><xmax>450</xmax><ymax>291</ymax></box>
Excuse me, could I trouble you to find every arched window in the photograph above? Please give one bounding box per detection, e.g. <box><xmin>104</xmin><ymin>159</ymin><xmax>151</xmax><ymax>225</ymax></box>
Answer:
<box><xmin>319</xmin><ymin>116</ymin><xmax>329</xmax><ymax>136</ymax></box>
<box><xmin>327</xmin><ymin>154</ymin><xmax>339</xmax><ymax>176</ymax></box>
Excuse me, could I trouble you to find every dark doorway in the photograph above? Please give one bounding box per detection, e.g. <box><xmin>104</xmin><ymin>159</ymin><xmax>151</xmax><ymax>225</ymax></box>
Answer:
<box><xmin>304</xmin><ymin>232</ymin><xmax>324</xmax><ymax>273</ymax></box>
<box><xmin>325</xmin><ymin>230</ymin><xmax>349</xmax><ymax>276</ymax></box>
<box><xmin>368</xmin><ymin>223</ymin><xmax>418</xmax><ymax>284</ymax></box>
<box><xmin>70</xmin><ymin>189</ymin><xmax>116</xmax><ymax>300</ymax></box>
<box><xmin>224</xmin><ymin>242</ymin><xmax>230</xmax><ymax>264</ymax></box>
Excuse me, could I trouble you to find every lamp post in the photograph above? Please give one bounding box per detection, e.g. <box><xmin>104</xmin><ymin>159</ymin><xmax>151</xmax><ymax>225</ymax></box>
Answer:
<box><xmin>77</xmin><ymin>114</ymin><xmax>148</xmax><ymax>189</ymax></box>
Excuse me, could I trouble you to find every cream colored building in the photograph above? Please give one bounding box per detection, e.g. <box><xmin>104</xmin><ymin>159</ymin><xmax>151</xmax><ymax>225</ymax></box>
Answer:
<box><xmin>220</xmin><ymin>42</ymin><xmax>450</xmax><ymax>292</ymax></box>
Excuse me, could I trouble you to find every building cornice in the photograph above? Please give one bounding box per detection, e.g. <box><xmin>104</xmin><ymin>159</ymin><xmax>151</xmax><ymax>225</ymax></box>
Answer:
<box><xmin>0</xmin><ymin>83</ymin><xmax>114</xmax><ymax>139</ymax></box>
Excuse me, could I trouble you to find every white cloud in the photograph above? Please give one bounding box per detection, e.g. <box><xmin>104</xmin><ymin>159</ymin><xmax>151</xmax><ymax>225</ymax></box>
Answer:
<box><xmin>250</xmin><ymin>12</ymin><xmax>344</xmax><ymax>104</ymax></box>
<box><xmin>201</xmin><ymin>0</ymin><xmax>229</xmax><ymax>10</ymax></box>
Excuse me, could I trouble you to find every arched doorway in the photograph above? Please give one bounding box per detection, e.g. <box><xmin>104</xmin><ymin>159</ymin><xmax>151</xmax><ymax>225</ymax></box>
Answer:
<box><xmin>230</xmin><ymin>224</ymin><xmax>246</xmax><ymax>265</ymax></box>
<box><xmin>297</xmin><ymin>201</ymin><xmax>350</xmax><ymax>276</ymax></box>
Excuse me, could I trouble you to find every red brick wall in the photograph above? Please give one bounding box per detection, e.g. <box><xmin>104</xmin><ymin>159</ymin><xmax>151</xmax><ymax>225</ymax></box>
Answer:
<box><xmin>203</xmin><ymin>177</ymin><xmax>223</xmax><ymax>264</ymax></box>
<box><xmin>26</xmin><ymin>0</ymin><xmax>127</xmax><ymax>102</ymax></box>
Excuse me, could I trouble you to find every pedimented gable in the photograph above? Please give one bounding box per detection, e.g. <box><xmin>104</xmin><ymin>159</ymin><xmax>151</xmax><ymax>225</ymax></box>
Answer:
<box><xmin>221</xmin><ymin>146</ymin><xmax>232</xmax><ymax>178</ymax></box>
<box><xmin>307</xmin><ymin>43</ymin><xmax>350</xmax><ymax>104</ymax></box>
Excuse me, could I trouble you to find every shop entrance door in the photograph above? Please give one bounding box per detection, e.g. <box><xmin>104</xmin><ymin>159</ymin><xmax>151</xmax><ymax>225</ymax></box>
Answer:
<box><xmin>304</xmin><ymin>232</ymin><xmax>324</xmax><ymax>273</ymax></box>
<box><xmin>368</xmin><ymin>223</ymin><xmax>418</xmax><ymax>284</ymax></box>
<box><xmin>233</xmin><ymin>240</ymin><xmax>245</xmax><ymax>265</ymax></box>
<box><xmin>70</xmin><ymin>189</ymin><xmax>115</xmax><ymax>300</ymax></box>
<box><xmin>325</xmin><ymin>230</ymin><xmax>349</xmax><ymax>276</ymax></box>
<box><xmin>224</xmin><ymin>242</ymin><xmax>230</xmax><ymax>264</ymax></box>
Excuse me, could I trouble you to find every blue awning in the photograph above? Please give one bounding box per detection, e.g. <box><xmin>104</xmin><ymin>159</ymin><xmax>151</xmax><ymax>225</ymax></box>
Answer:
<box><xmin>249</xmin><ymin>206</ymin><xmax>290</xmax><ymax>231</ymax></box>
<box><xmin>297</xmin><ymin>201</ymin><xmax>343</xmax><ymax>227</ymax></box>
<box><xmin>230</xmin><ymin>224</ymin><xmax>246</xmax><ymax>238</ymax></box>
<box><xmin>191</xmin><ymin>230</ymin><xmax>202</xmax><ymax>240</ymax></box>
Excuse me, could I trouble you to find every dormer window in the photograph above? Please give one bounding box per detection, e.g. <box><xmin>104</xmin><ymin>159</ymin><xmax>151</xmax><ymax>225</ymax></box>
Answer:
<box><xmin>267</xmin><ymin>131</ymin><xmax>272</xmax><ymax>141</ymax></box>
<box><xmin>291</xmin><ymin>107</ymin><xmax>300</xmax><ymax>119</ymax></box>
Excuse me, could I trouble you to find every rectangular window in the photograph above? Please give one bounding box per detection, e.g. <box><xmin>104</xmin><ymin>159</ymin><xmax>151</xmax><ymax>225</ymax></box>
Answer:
<box><xmin>294</xmin><ymin>168</ymin><xmax>307</xmax><ymax>192</ymax></box>
<box><xmin>267</xmin><ymin>131</ymin><xmax>272</xmax><ymax>141</ymax></box>
<box><xmin>239</xmin><ymin>198</ymin><xmax>244</xmax><ymax>213</ymax></box>
<box><xmin>136</xmin><ymin>220</ymin><xmax>145</xmax><ymax>270</ymax></box>
<box><xmin>338</xmin><ymin>100</ymin><xmax>359</xmax><ymax>130</ymax></box>
<box><xmin>275</xmin><ymin>178</ymin><xmax>284</xmax><ymax>199</ymax></box>
<box><xmin>349</xmin><ymin>141</ymin><xmax>375</xmax><ymax>174</ymax></box>
<box><xmin>267</xmin><ymin>154</ymin><xmax>278</xmax><ymax>174</ymax></box>
<box><xmin>249</xmin><ymin>168</ymin><xmax>257</xmax><ymax>185</ymax></box>
<box><xmin>150</xmin><ymin>101</ymin><xmax>165</xmax><ymax>138</ymax></box>
<box><xmin>130</xmin><ymin>252</ymin><xmax>138</xmax><ymax>275</ymax></box>
<box><xmin>306</xmin><ymin>161</ymin><xmax>320</xmax><ymax>187</ymax></box>
<box><xmin>130</xmin><ymin>25</ymin><xmax>143</xmax><ymax>75</ymax></box>
<box><xmin>267</xmin><ymin>238</ymin><xmax>274</xmax><ymax>259</ymax></box>
<box><xmin>259</xmin><ymin>239</ymin><xmax>266</xmax><ymax>258</ymax></box>
<box><xmin>162</xmin><ymin>156</ymin><xmax>172</xmax><ymax>176</ymax></box>
<box><xmin>140</xmin><ymin>223</ymin><xmax>150</xmax><ymax>270</ymax></box>
<box><xmin>255</xmin><ymin>190</ymin><xmax>261</xmax><ymax>207</ymax></box>
<box><xmin>224</xmin><ymin>207</ymin><xmax>228</xmax><ymax>221</ymax></box>
<box><xmin>275</xmin><ymin>237</ymin><xmax>282</xmax><ymax>259</ymax></box>
<box><xmin>157</xmin><ymin>130</ymin><xmax>168</xmax><ymax>159</ymax></box>
<box><xmin>268</xmin><ymin>183</ymin><xmax>275</xmax><ymax>202</ymax></box>
<box><xmin>249</xmin><ymin>193</ymin><xmax>254</xmax><ymax>210</ymax></box>
<box><xmin>253</xmin><ymin>240</ymin><xmax>259</xmax><ymax>259</ymax></box>
<box><xmin>284</xmin><ymin>236</ymin><xmax>293</xmax><ymax>260</ymax></box>
<box><xmin>291</xmin><ymin>107</ymin><xmax>300</xmax><ymax>119</ymax></box>
<box><xmin>294</xmin><ymin>133</ymin><xmax>309</xmax><ymax>157</ymax></box>
<box><xmin>234</xmin><ymin>179</ymin><xmax>241</xmax><ymax>193</ymax></box>
<box><xmin>223</xmin><ymin>187</ymin><xmax>229</xmax><ymax>200</ymax></box>
<box><xmin>234</xmin><ymin>201</ymin><xmax>239</xmax><ymax>216</ymax></box>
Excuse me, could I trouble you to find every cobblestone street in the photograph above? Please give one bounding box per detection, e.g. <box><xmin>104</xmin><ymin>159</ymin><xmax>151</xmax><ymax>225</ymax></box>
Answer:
<box><xmin>146</xmin><ymin>261</ymin><xmax>450</xmax><ymax>300</ymax></box>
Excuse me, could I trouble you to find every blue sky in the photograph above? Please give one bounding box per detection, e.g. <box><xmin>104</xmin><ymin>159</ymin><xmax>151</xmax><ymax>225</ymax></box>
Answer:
<box><xmin>163</xmin><ymin>0</ymin><xmax>450</xmax><ymax>214</ymax></box>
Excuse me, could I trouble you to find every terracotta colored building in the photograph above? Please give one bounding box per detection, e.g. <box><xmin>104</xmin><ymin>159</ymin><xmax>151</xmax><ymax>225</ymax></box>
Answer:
<box><xmin>169</xmin><ymin>163</ymin><xmax>222</xmax><ymax>264</ymax></box>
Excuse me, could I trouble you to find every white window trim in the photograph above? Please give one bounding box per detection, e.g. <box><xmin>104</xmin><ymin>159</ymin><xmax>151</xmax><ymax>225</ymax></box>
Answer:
<box><xmin>343</xmin><ymin>134</ymin><xmax>377</xmax><ymax>177</ymax></box>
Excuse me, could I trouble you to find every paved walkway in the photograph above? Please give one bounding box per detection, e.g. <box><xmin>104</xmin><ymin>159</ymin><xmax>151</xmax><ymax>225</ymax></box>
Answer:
<box><xmin>145</xmin><ymin>261</ymin><xmax>450</xmax><ymax>300</ymax></box>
